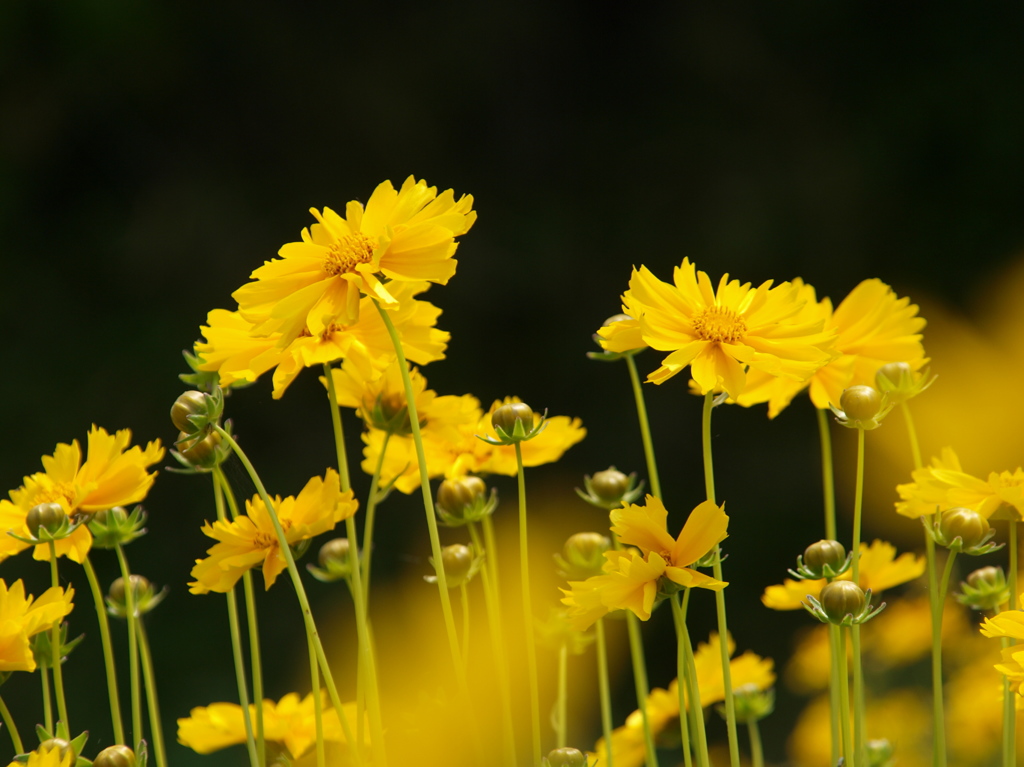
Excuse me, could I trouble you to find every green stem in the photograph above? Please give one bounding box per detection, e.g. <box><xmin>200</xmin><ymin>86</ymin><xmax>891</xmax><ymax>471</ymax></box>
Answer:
<box><xmin>136</xmin><ymin>618</ymin><xmax>167</xmax><ymax>767</ymax></box>
<box><xmin>241</xmin><ymin>574</ymin><xmax>266</xmax><ymax>766</ymax></box>
<box><xmin>700</xmin><ymin>392</ymin><xmax>739</xmax><ymax>767</ymax></box>
<box><xmin>669</xmin><ymin>595</ymin><xmax>695</xmax><ymax>767</ymax></box>
<box><xmin>308</xmin><ymin>632</ymin><xmax>326</xmax><ymax>767</ymax></box>
<box><xmin>41</xmin><ymin>665</ymin><xmax>52</xmax><ymax>733</ymax></box>
<box><xmin>47</xmin><ymin>543</ymin><xmax>69</xmax><ymax>729</ymax></box>
<box><xmin>483</xmin><ymin>515</ymin><xmax>502</xmax><ymax>597</ymax></box>
<box><xmin>514</xmin><ymin>441</ymin><xmax>542</xmax><ymax>764</ymax></box>
<box><xmin>851</xmin><ymin>624</ymin><xmax>866</xmax><ymax>767</ymax></box>
<box><xmin>851</xmin><ymin>428</ymin><xmax>865</xmax><ymax>585</ymax></box>
<box><xmin>679</xmin><ymin>609</ymin><xmax>709</xmax><ymax>767</ymax></box>
<box><xmin>838</xmin><ymin>628</ymin><xmax>853</xmax><ymax>766</ymax></box>
<box><xmin>82</xmin><ymin>554</ymin><xmax>125</xmax><ymax>745</ymax></box>
<box><xmin>626</xmin><ymin>612</ymin><xmax>659</xmax><ymax>767</ymax></box>
<box><xmin>625</xmin><ymin>354</ymin><xmax>661</xmax><ymax>499</ymax></box>
<box><xmin>816</xmin><ymin>407</ymin><xmax>837</xmax><ymax>541</ymax></box>
<box><xmin>0</xmin><ymin>695</ymin><xmax>24</xmax><ymax>754</ymax></box>
<box><xmin>556</xmin><ymin>642</ymin><xmax>569</xmax><ymax>748</ymax></box>
<box><xmin>1005</xmin><ymin>521</ymin><xmax>1018</xmax><ymax>767</ymax></box>
<box><xmin>828</xmin><ymin>621</ymin><xmax>842</xmax><ymax>767</ymax></box>
<box><xmin>595</xmin><ymin>619</ymin><xmax>614</xmax><ymax>767</ymax></box>
<box><xmin>212</xmin><ymin>425</ymin><xmax>362</xmax><ymax>765</ymax></box>
<box><xmin>900</xmin><ymin>402</ymin><xmax>923</xmax><ymax>472</ymax></box>
<box><xmin>361</xmin><ymin>430</ymin><xmax>392</xmax><ymax>603</ymax></box>
<box><xmin>747</xmin><ymin>720</ymin><xmax>764</xmax><ymax>767</ymax></box>
<box><xmin>114</xmin><ymin>544</ymin><xmax>142</xmax><ymax>751</ymax></box>
<box><xmin>460</xmin><ymin>582</ymin><xmax>471</xmax><ymax>675</ymax></box>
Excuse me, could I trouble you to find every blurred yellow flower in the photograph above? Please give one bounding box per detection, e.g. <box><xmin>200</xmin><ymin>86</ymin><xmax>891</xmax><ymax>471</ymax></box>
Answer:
<box><xmin>189</xmin><ymin>469</ymin><xmax>357</xmax><ymax>593</ymax></box>
<box><xmin>895</xmin><ymin>446</ymin><xmax>1024</xmax><ymax>520</ymax></box>
<box><xmin>599</xmin><ymin>258</ymin><xmax>835</xmax><ymax>396</ymax></box>
<box><xmin>6</xmin><ymin>744</ymin><xmax>73</xmax><ymax>767</ymax></box>
<box><xmin>0</xmin><ymin>426</ymin><xmax>164</xmax><ymax>563</ymax></box>
<box><xmin>177</xmin><ymin>692</ymin><xmax>358</xmax><ymax>759</ymax></box>
<box><xmin>231</xmin><ymin>176</ymin><xmax>475</xmax><ymax>342</ymax></box>
<box><xmin>762</xmin><ymin>539</ymin><xmax>924</xmax><ymax>610</ymax></box>
<box><xmin>0</xmin><ymin>579</ymin><xmax>74</xmax><ymax>672</ymax></box>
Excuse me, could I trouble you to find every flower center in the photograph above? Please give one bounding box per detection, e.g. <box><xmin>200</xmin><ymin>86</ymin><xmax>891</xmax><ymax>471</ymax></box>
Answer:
<box><xmin>323</xmin><ymin>233</ymin><xmax>375</xmax><ymax>276</ymax></box>
<box><xmin>253</xmin><ymin>520</ymin><xmax>291</xmax><ymax>550</ymax></box>
<box><xmin>34</xmin><ymin>482</ymin><xmax>77</xmax><ymax>511</ymax></box>
<box><xmin>693</xmin><ymin>306</ymin><xmax>746</xmax><ymax>344</ymax></box>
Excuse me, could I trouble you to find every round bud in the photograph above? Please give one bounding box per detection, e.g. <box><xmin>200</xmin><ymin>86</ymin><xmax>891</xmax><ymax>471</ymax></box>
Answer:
<box><xmin>318</xmin><ymin>538</ymin><xmax>351</xmax><ymax>568</ymax></box>
<box><xmin>546</xmin><ymin>747</ymin><xmax>588</xmax><ymax>767</ymax></box>
<box><xmin>865</xmin><ymin>738</ymin><xmax>894</xmax><ymax>767</ymax></box>
<box><xmin>589</xmin><ymin>468</ymin><xmax>630</xmax><ymax>502</ymax></box>
<box><xmin>803</xmin><ymin>540</ymin><xmax>846</xmax><ymax>573</ymax></box>
<box><xmin>440</xmin><ymin>544</ymin><xmax>474</xmax><ymax>586</ymax></box>
<box><xmin>436</xmin><ymin>476</ymin><xmax>487</xmax><ymax>520</ymax></box>
<box><xmin>939</xmin><ymin>507</ymin><xmax>990</xmax><ymax>548</ymax></box>
<box><xmin>171</xmin><ymin>390</ymin><xmax>208</xmax><ymax>433</ymax></box>
<box><xmin>602</xmin><ymin>313</ymin><xmax>632</xmax><ymax>327</ymax></box>
<box><xmin>38</xmin><ymin>738</ymin><xmax>73</xmax><ymax>760</ymax></box>
<box><xmin>26</xmin><ymin>503</ymin><xmax>67</xmax><ymax>538</ymax></box>
<box><xmin>819</xmin><ymin>580</ymin><xmax>866</xmax><ymax>623</ymax></box>
<box><xmin>562</xmin><ymin>532</ymin><xmax>611</xmax><ymax>577</ymax></box>
<box><xmin>92</xmin><ymin>507</ymin><xmax>128</xmax><ymax>526</ymax></box>
<box><xmin>94</xmin><ymin>745</ymin><xmax>137</xmax><ymax>767</ymax></box>
<box><xmin>178</xmin><ymin>430</ymin><xmax>222</xmax><ymax>468</ymax></box>
<box><xmin>876</xmin><ymin>362</ymin><xmax>911</xmax><ymax>389</ymax></box>
<box><xmin>109</xmin><ymin>574</ymin><xmax>151</xmax><ymax>609</ymax></box>
<box><xmin>492</xmin><ymin>402</ymin><xmax>534</xmax><ymax>435</ymax></box>
<box><xmin>839</xmin><ymin>386</ymin><xmax>882</xmax><ymax>422</ymax></box>
<box><xmin>967</xmin><ymin>565</ymin><xmax>1005</xmax><ymax>591</ymax></box>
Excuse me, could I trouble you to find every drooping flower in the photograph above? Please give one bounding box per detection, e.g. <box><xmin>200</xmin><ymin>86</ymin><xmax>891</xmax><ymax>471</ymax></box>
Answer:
<box><xmin>0</xmin><ymin>579</ymin><xmax>75</xmax><ymax>672</ymax></box>
<box><xmin>599</xmin><ymin>259</ymin><xmax>835</xmax><ymax>396</ymax></box>
<box><xmin>895</xmin><ymin>446</ymin><xmax>1024</xmax><ymax>520</ymax></box>
<box><xmin>189</xmin><ymin>469</ymin><xmax>357</xmax><ymax>593</ymax></box>
<box><xmin>562</xmin><ymin>497</ymin><xmax>728</xmax><ymax>630</ymax></box>
<box><xmin>0</xmin><ymin>427</ymin><xmax>164</xmax><ymax>563</ymax></box>
<box><xmin>232</xmin><ymin>177</ymin><xmax>475</xmax><ymax>343</ymax></box>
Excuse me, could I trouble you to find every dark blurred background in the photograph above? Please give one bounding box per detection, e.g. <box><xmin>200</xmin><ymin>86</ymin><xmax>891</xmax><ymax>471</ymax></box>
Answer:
<box><xmin>2</xmin><ymin>2</ymin><xmax>1023</xmax><ymax>764</ymax></box>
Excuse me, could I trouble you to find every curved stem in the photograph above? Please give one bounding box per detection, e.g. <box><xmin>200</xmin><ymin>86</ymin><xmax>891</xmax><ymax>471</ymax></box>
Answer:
<box><xmin>514</xmin><ymin>441</ymin><xmax>542</xmax><ymax>764</ymax></box>
<box><xmin>747</xmin><ymin>720</ymin><xmax>764</xmax><ymax>767</ymax></box>
<box><xmin>838</xmin><ymin>627</ymin><xmax>853</xmax><ymax>766</ymax></box>
<box><xmin>595</xmin><ymin>619</ymin><xmax>614</xmax><ymax>767</ymax></box>
<box><xmin>47</xmin><ymin>543</ymin><xmax>69</xmax><ymax>729</ymax></box>
<box><xmin>41</xmin><ymin>665</ymin><xmax>52</xmax><ymax>733</ymax></box>
<box><xmin>82</xmin><ymin>554</ymin><xmax>125</xmax><ymax>744</ymax></box>
<box><xmin>460</xmin><ymin>582</ymin><xmax>471</xmax><ymax>675</ymax></box>
<box><xmin>136</xmin><ymin>618</ymin><xmax>167</xmax><ymax>767</ymax></box>
<box><xmin>0</xmin><ymin>694</ymin><xmax>24</xmax><ymax>754</ymax></box>
<box><xmin>556</xmin><ymin>642</ymin><xmax>569</xmax><ymax>748</ymax></box>
<box><xmin>851</xmin><ymin>428</ymin><xmax>865</xmax><ymax>585</ymax></box>
<box><xmin>828</xmin><ymin>621</ymin><xmax>842</xmax><ymax>767</ymax></box>
<box><xmin>114</xmin><ymin>544</ymin><xmax>142</xmax><ymax>751</ymax></box>
<box><xmin>851</xmin><ymin>624</ymin><xmax>866</xmax><ymax>767</ymax></box>
<box><xmin>816</xmin><ymin>407</ymin><xmax>837</xmax><ymax>541</ymax></box>
<box><xmin>669</xmin><ymin>595</ymin><xmax>696</xmax><ymax>767</ymax></box>
<box><xmin>361</xmin><ymin>430</ymin><xmax>392</xmax><ymax>603</ymax></box>
<box><xmin>1005</xmin><ymin>520</ymin><xmax>1018</xmax><ymax>767</ymax></box>
<box><xmin>900</xmin><ymin>402</ymin><xmax>923</xmax><ymax>472</ymax></box>
<box><xmin>626</xmin><ymin>612</ymin><xmax>659</xmax><ymax>767</ymax></box>
<box><xmin>308</xmin><ymin>632</ymin><xmax>326</xmax><ymax>767</ymax></box>
<box><xmin>625</xmin><ymin>354</ymin><xmax>661</xmax><ymax>499</ymax></box>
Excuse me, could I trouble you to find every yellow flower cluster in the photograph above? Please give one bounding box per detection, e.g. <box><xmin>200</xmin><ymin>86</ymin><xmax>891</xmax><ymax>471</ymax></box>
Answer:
<box><xmin>0</xmin><ymin>579</ymin><xmax>74</xmax><ymax>672</ymax></box>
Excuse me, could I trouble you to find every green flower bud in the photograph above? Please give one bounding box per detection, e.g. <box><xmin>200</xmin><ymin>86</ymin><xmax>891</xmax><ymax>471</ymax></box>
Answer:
<box><xmin>435</xmin><ymin>476</ymin><xmax>495</xmax><ymax>526</ymax></box>
<box><xmin>803</xmin><ymin>540</ymin><xmax>846</xmax><ymax>574</ymax></box>
<box><xmin>958</xmin><ymin>565</ymin><xmax>1010</xmax><ymax>611</ymax></box>
<box><xmin>865</xmin><ymin>738</ymin><xmax>895</xmax><ymax>767</ymax></box>
<box><xmin>968</xmin><ymin>565</ymin><xmax>1006</xmax><ymax>591</ymax></box>
<box><xmin>318</xmin><ymin>538</ymin><xmax>351</xmax><ymax>569</ymax></box>
<box><xmin>171</xmin><ymin>390</ymin><xmax>209</xmax><ymax>433</ymax></box>
<box><xmin>840</xmin><ymin>386</ymin><xmax>882</xmax><ymax>422</ymax></box>
<box><xmin>38</xmin><ymin>738</ymin><xmax>74</xmax><ymax>760</ymax></box>
<box><xmin>723</xmin><ymin>683</ymin><xmax>774</xmax><ymax>724</ymax></box>
<box><xmin>492</xmin><ymin>402</ymin><xmax>534</xmax><ymax>437</ymax></box>
<box><xmin>557</xmin><ymin>532</ymin><xmax>610</xmax><ymax>579</ymax></box>
<box><xmin>440</xmin><ymin>544</ymin><xmax>474</xmax><ymax>587</ymax></box>
<box><xmin>26</xmin><ymin>503</ymin><xmax>67</xmax><ymax>538</ymax></box>
<box><xmin>94</xmin><ymin>745</ymin><xmax>137</xmax><ymax>767</ymax></box>
<box><xmin>939</xmin><ymin>507</ymin><xmax>990</xmax><ymax>549</ymax></box>
<box><xmin>819</xmin><ymin>580</ymin><xmax>866</xmax><ymax>624</ymax></box>
<box><xmin>107</xmin><ymin>574</ymin><xmax>167</xmax><ymax>618</ymax></box>
<box><xmin>177</xmin><ymin>430</ymin><xmax>223</xmax><ymax>468</ymax></box>
<box><xmin>590</xmin><ymin>468</ymin><xmax>630</xmax><ymax>502</ymax></box>
<box><xmin>545</xmin><ymin>747</ymin><xmax>588</xmax><ymax>767</ymax></box>
<box><xmin>88</xmin><ymin>506</ymin><xmax>148</xmax><ymax>548</ymax></box>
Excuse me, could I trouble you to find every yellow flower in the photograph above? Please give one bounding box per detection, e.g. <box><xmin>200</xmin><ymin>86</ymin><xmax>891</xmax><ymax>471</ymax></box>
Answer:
<box><xmin>735</xmin><ymin>278</ymin><xmax>926</xmax><ymax>417</ymax></box>
<box><xmin>177</xmin><ymin>692</ymin><xmax>359</xmax><ymax>759</ymax></box>
<box><xmin>190</xmin><ymin>469</ymin><xmax>357</xmax><ymax>593</ymax></box>
<box><xmin>232</xmin><ymin>176</ymin><xmax>475</xmax><ymax>342</ymax></box>
<box><xmin>0</xmin><ymin>426</ymin><xmax>164</xmax><ymax>563</ymax></box>
<box><xmin>562</xmin><ymin>497</ymin><xmax>728</xmax><ymax>629</ymax></box>
<box><xmin>7</xmin><ymin>744</ymin><xmax>74</xmax><ymax>767</ymax></box>
<box><xmin>599</xmin><ymin>259</ymin><xmax>835</xmax><ymax>396</ymax></box>
<box><xmin>762</xmin><ymin>539</ymin><xmax>924</xmax><ymax>610</ymax></box>
<box><xmin>0</xmin><ymin>579</ymin><xmax>74</xmax><ymax>672</ymax></box>
<box><xmin>197</xmin><ymin>281</ymin><xmax>449</xmax><ymax>399</ymax></box>
<box><xmin>895</xmin><ymin>446</ymin><xmax>1024</xmax><ymax>519</ymax></box>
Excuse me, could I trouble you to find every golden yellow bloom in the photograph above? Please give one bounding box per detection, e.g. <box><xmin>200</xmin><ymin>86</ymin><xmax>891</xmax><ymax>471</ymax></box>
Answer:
<box><xmin>0</xmin><ymin>426</ymin><xmax>164</xmax><ymax>563</ymax></box>
<box><xmin>232</xmin><ymin>177</ymin><xmax>475</xmax><ymax>342</ymax></box>
<box><xmin>735</xmin><ymin>278</ymin><xmax>926</xmax><ymax>417</ymax></box>
<box><xmin>7</xmin><ymin>744</ymin><xmax>74</xmax><ymax>767</ymax></box>
<box><xmin>197</xmin><ymin>281</ymin><xmax>449</xmax><ymax>399</ymax></box>
<box><xmin>895</xmin><ymin>446</ymin><xmax>1024</xmax><ymax>519</ymax></box>
<box><xmin>0</xmin><ymin>579</ymin><xmax>74</xmax><ymax>672</ymax></box>
<box><xmin>190</xmin><ymin>469</ymin><xmax>357</xmax><ymax>593</ymax></box>
<box><xmin>599</xmin><ymin>259</ymin><xmax>835</xmax><ymax>396</ymax></box>
<box><xmin>562</xmin><ymin>497</ymin><xmax>728</xmax><ymax>629</ymax></box>
<box><xmin>177</xmin><ymin>692</ymin><xmax>358</xmax><ymax>759</ymax></box>
<box><xmin>762</xmin><ymin>539</ymin><xmax>924</xmax><ymax>610</ymax></box>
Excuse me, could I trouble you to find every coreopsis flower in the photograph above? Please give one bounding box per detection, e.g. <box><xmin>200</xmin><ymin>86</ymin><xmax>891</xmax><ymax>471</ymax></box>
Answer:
<box><xmin>0</xmin><ymin>426</ymin><xmax>164</xmax><ymax>563</ymax></box>
<box><xmin>0</xmin><ymin>579</ymin><xmax>74</xmax><ymax>672</ymax></box>
<box><xmin>762</xmin><ymin>539</ymin><xmax>924</xmax><ymax>610</ymax></box>
<box><xmin>231</xmin><ymin>176</ymin><xmax>475</xmax><ymax>343</ymax></box>
<box><xmin>895</xmin><ymin>446</ymin><xmax>1024</xmax><ymax>520</ymax></box>
<box><xmin>189</xmin><ymin>469</ymin><xmax>357</xmax><ymax>593</ymax></box>
<box><xmin>6</xmin><ymin>744</ymin><xmax>74</xmax><ymax>767</ymax></box>
<box><xmin>561</xmin><ymin>497</ymin><xmax>728</xmax><ymax>630</ymax></box>
<box><xmin>734</xmin><ymin>278</ymin><xmax>926</xmax><ymax>418</ymax></box>
<box><xmin>598</xmin><ymin>259</ymin><xmax>835</xmax><ymax>396</ymax></box>
<box><xmin>177</xmin><ymin>692</ymin><xmax>359</xmax><ymax>759</ymax></box>
<box><xmin>197</xmin><ymin>280</ymin><xmax>449</xmax><ymax>399</ymax></box>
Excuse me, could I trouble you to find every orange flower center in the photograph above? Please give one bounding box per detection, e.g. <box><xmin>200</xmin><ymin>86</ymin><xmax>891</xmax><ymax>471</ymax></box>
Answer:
<box><xmin>324</xmin><ymin>233</ymin><xmax>375</xmax><ymax>276</ymax></box>
<box><xmin>693</xmin><ymin>305</ymin><xmax>746</xmax><ymax>344</ymax></box>
<box><xmin>253</xmin><ymin>520</ymin><xmax>291</xmax><ymax>550</ymax></box>
<box><xmin>33</xmin><ymin>482</ymin><xmax>77</xmax><ymax>511</ymax></box>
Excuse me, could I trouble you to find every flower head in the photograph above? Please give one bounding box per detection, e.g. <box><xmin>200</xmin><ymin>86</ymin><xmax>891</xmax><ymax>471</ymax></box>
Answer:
<box><xmin>0</xmin><ymin>579</ymin><xmax>74</xmax><ymax>672</ymax></box>
<box><xmin>895</xmin><ymin>446</ymin><xmax>1024</xmax><ymax>520</ymax></box>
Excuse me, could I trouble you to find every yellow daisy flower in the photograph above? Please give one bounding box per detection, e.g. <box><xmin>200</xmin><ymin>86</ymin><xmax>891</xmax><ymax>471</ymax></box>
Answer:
<box><xmin>562</xmin><ymin>497</ymin><xmax>728</xmax><ymax>629</ymax></box>
<box><xmin>0</xmin><ymin>579</ymin><xmax>74</xmax><ymax>672</ymax></box>
<box><xmin>189</xmin><ymin>469</ymin><xmax>357</xmax><ymax>593</ymax></box>
<box><xmin>895</xmin><ymin>446</ymin><xmax>1024</xmax><ymax>519</ymax></box>
<box><xmin>177</xmin><ymin>692</ymin><xmax>359</xmax><ymax>759</ymax></box>
<box><xmin>762</xmin><ymin>539</ymin><xmax>924</xmax><ymax>610</ymax></box>
<box><xmin>0</xmin><ymin>426</ymin><xmax>164</xmax><ymax>563</ymax></box>
<box><xmin>599</xmin><ymin>258</ymin><xmax>835</xmax><ymax>396</ymax></box>
<box><xmin>232</xmin><ymin>176</ymin><xmax>475</xmax><ymax>343</ymax></box>
<box><xmin>197</xmin><ymin>280</ymin><xmax>449</xmax><ymax>399</ymax></box>
<box><xmin>7</xmin><ymin>744</ymin><xmax>74</xmax><ymax>767</ymax></box>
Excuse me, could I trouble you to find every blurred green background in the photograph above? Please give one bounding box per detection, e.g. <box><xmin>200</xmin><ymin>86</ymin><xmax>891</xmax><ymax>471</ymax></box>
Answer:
<box><xmin>2</xmin><ymin>2</ymin><xmax>1023</xmax><ymax>764</ymax></box>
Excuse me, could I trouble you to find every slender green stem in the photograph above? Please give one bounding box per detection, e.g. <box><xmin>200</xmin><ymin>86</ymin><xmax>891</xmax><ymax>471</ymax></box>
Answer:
<box><xmin>556</xmin><ymin>642</ymin><xmax>569</xmax><ymax>748</ymax></box>
<box><xmin>700</xmin><ymin>392</ymin><xmax>739</xmax><ymax>767</ymax></box>
<box><xmin>82</xmin><ymin>554</ymin><xmax>125</xmax><ymax>745</ymax></box>
<box><xmin>626</xmin><ymin>612</ymin><xmax>659</xmax><ymax>767</ymax></box>
<box><xmin>0</xmin><ymin>695</ymin><xmax>23</xmax><ymax>754</ymax></box>
<box><xmin>816</xmin><ymin>407</ymin><xmax>837</xmax><ymax>541</ymax></box>
<box><xmin>361</xmin><ymin>430</ymin><xmax>392</xmax><ymax>603</ymax></box>
<box><xmin>595</xmin><ymin>619</ymin><xmax>614</xmax><ymax>767</ymax></box>
<box><xmin>851</xmin><ymin>624</ymin><xmax>866</xmax><ymax>767</ymax></box>
<box><xmin>47</xmin><ymin>543</ymin><xmax>69</xmax><ymax>729</ymax></box>
<box><xmin>136</xmin><ymin>618</ymin><xmax>167</xmax><ymax>767</ymax></box>
<box><xmin>241</xmin><ymin>574</ymin><xmax>266</xmax><ymax>766</ymax></box>
<box><xmin>211</xmin><ymin>471</ymin><xmax>259</xmax><ymax>767</ymax></box>
<box><xmin>851</xmin><ymin>428</ymin><xmax>865</xmax><ymax>585</ymax></box>
<box><xmin>838</xmin><ymin>628</ymin><xmax>853</xmax><ymax>766</ymax></box>
<box><xmin>747</xmin><ymin>720</ymin><xmax>764</xmax><ymax>767</ymax></box>
<box><xmin>460</xmin><ymin>582</ymin><xmax>471</xmax><ymax>674</ymax></box>
<box><xmin>669</xmin><ymin>595</ymin><xmax>695</xmax><ymax>767</ymax></box>
<box><xmin>900</xmin><ymin>402</ymin><xmax>923</xmax><ymax>472</ymax></box>
<box><xmin>513</xmin><ymin>442</ymin><xmax>542</xmax><ymax>764</ymax></box>
<box><xmin>679</xmin><ymin>607</ymin><xmax>709</xmax><ymax>767</ymax></box>
<box><xmin>212</xmin><ymin>425</ymin><xmax>361</xmax><ymax>765</ymax></box>
<box><xmin>483</xmin><ymin>515</ymin><xmax>502</xmax><ymax>596</ymax></box>
<box><xmin>625</xmin><ymin>354</ymin><xmax>661</xmax><ymax>499</ymax></box>
<box><xmin>41</xmin><ymin>665</ymin><xmax>52</xmax><ymax>732</ymax></box>
<box><xmin>828</xmin><ymin>620</ymin><xmax>842</xmax><ymax>767</ymax></box>
<box><xmin>114</xmin><ymin>544</ymin><xmax>142</xmax><ymax>751</ymax></box>
<box><xmin>308</xmin><ymin>632</ymin><xmax>326</xmax><ymax>767</ymax></box>
<box><xmin>1005</xmin><ymin>520</ymin><xmax>1018</xmax><ymax>767</ymax></box>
